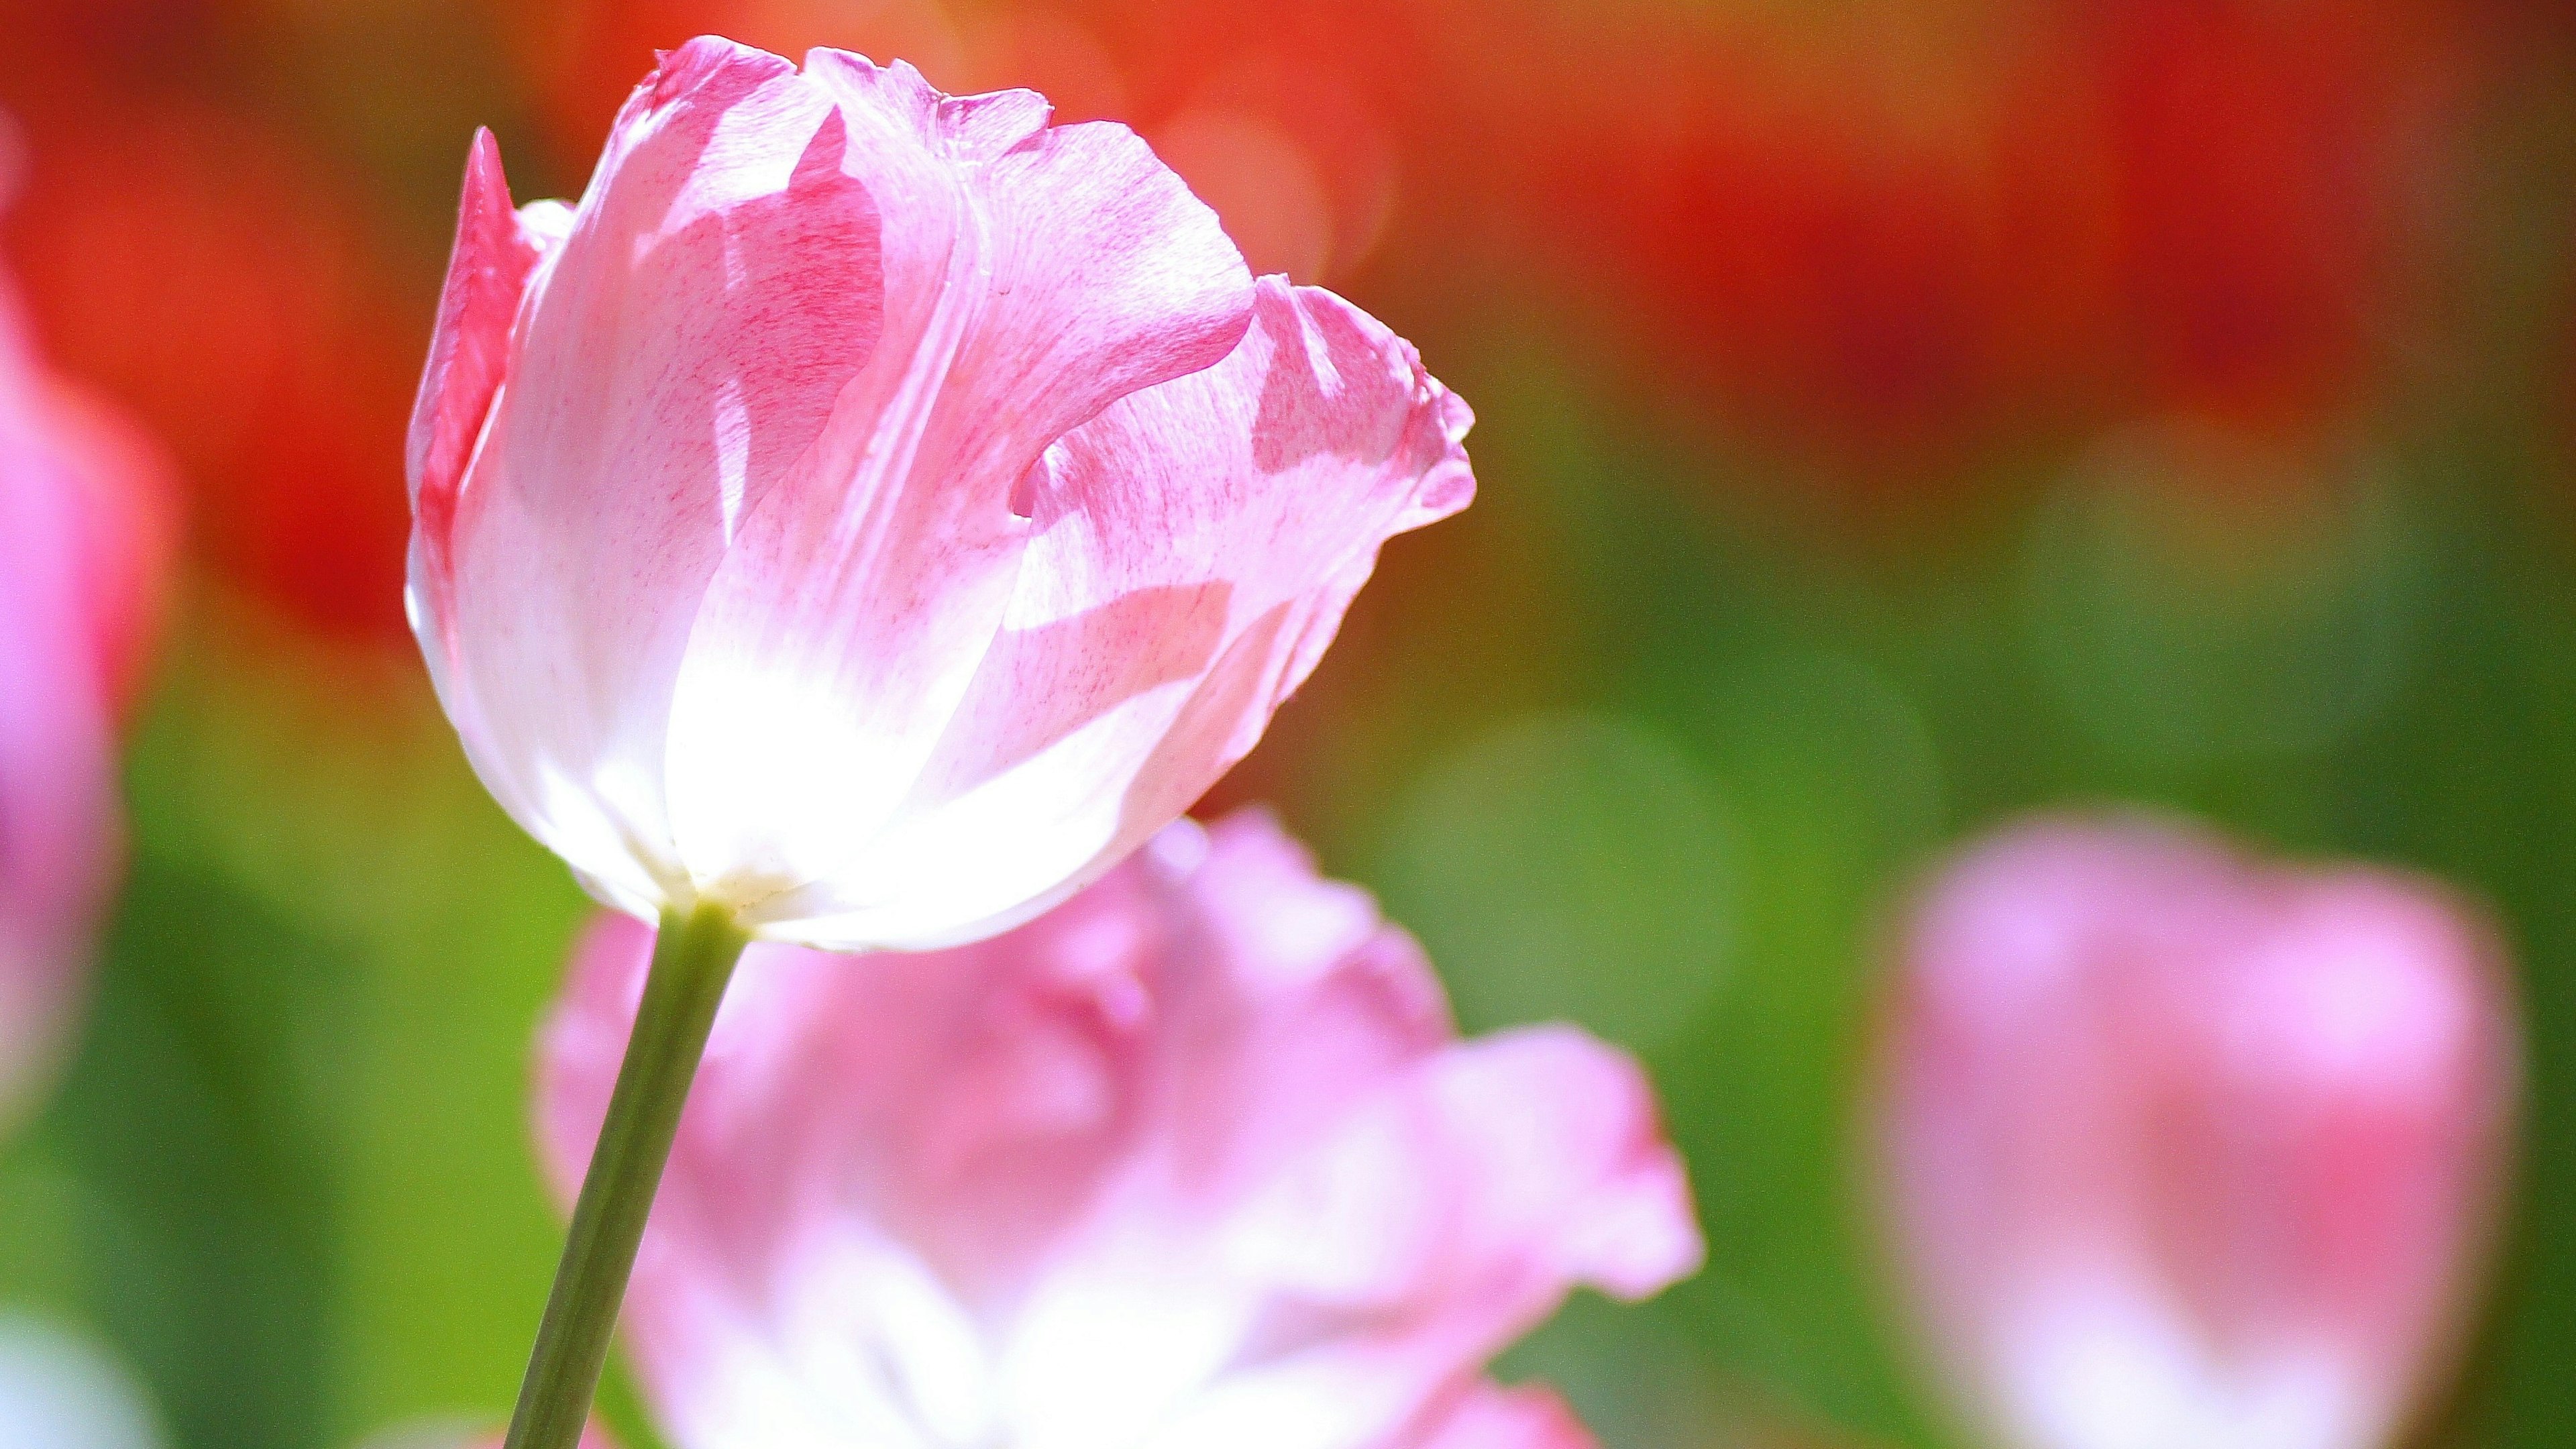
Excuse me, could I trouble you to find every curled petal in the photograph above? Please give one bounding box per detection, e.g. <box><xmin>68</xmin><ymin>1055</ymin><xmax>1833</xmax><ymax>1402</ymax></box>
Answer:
<box><xmin>764</xmin><ymin>280</ymin><xmax>1472</xmax><ymax>949</ymax></box>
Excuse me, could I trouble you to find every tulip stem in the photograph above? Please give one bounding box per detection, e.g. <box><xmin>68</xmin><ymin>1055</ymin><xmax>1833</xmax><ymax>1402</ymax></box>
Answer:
<box><xmin>503</xmin><ymin>901</ymin><xmax>751</xmax><ymax>1449</ymax></box>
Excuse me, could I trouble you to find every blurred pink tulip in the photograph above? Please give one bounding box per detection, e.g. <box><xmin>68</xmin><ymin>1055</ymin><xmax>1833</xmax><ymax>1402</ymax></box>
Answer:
<box><xmin>536</xmin><ymin>809</ymin><xmax>1696</xmax><ymax>1449</ymax></box>
<box><xmin>1873</xmin><ymin>814</ymin><xmax>2516</xmax><ymax>1449</ymax></box>
<box><xmin>0</xmin><ymin>252</ymin><xmax>169</xmax><ymax>1122</ymax></box>
<box><xmin>408</xmin><ymin>37</ymin><xmax>1472</xmax><ymax>951</ymax></box>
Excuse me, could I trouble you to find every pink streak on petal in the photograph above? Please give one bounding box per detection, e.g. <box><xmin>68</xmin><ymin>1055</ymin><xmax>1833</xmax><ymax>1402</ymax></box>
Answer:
<box><xmin>535</xmin><ymin>810</ymin><xmax>1695</xmax><ymax>1449</ymax></box>
<box><xmin>1873</xmin><ymin>814</ymin><xmax>2517</xmax><ymax>1449</ymax></box>
<box><xmin>404</xmin><ymin>128</ymin><xmax>555</xmax><ymax>638</ymax></box>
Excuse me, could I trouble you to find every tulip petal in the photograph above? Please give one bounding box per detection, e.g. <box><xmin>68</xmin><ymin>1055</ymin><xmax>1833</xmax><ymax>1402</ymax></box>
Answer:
<box><xmin>428</xmin><ymin>40</ymin><xmax>888</xmax><ymax>913</ymax></box>
<box><xmin>761</xmin><ymin>279</ymin><xmax>1472</xmax><ymax>949</ymax></box>
<box><xmin>536</xmin><ymin>811</ymin><xmax>1688</xmax><ymax>1449</ymax></box>
<box><xmin>659</xmin><ymin>51</ymin><xmax>1255</xmax><ymax>920</ymax></box>
<box><xmin>405</xmin><ymin>128</ymin><xmax>557</xmax><ymax>633</ymax></box>
<box><xmin>1068</xmin><ymin>1027</ymin><xmax>1695</xmax><ymax>1449</ymax></box>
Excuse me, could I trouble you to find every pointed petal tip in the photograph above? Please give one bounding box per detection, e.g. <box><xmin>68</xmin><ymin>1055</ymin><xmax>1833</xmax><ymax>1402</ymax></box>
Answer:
<box><xmin>459</xmin><ymin>127</ymin><xmax>513</xmax><ymax>218</ymax></box>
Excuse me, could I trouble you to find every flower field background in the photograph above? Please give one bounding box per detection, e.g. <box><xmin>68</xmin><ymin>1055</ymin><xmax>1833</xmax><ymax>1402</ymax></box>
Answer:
<box><xmin>5</xmin><ymin>1</ymin><xmax>2576</xmax><ymax>1447</ymax></box>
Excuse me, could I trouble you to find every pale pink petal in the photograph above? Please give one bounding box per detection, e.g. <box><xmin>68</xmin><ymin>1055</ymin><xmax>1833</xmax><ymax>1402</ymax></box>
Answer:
<box><xmin>537</xmin><ymin>810</ymin><xmax>1691</xmax><ymax>1449</ymax></box>
<box><xmin>764</xmin><ymin>280</ymin><xmax>1473</xmax><ymax>948</ymax></box>
<box><xmin>1079</xmin><ymin>1026</ymin><xmax>1696</xmax><ymax>1449</ymax></box>
<box><xmin>541</xmin><ymin>868</ymin><xmax>1193</xmax><ymax>1449</ymax></box>
<box><xmin>432</xmin><ymin>39</ymin><xmax>888</xmax><ymax>914</ymax></box>
<box><xmin>1874</xmin><ymin>814</ymin><xmax>2516</xmax><ymax>1449</ymax></box>
<box><xmin>1401</xmin><ymin>1383</ymin><xmax>1598</xmax><ymax>1449</ymax></box>
<box><xmin>659</xmin><ymin>52</ymin><xmax>1254</xmax><ymax>923</ymax></box>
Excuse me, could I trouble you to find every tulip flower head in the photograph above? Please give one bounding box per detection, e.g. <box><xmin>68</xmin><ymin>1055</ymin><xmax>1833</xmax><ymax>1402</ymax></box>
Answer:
<box><xmin>1872</xmin><ymin>815</ymin><xmax>2516</xmax><ymax>1449</ymax></box>
<box><xmin>0</xmin><ymin>246</ymin><xmax>169</xmax><ymax>1122</ymax></box>
<box><xmin>537</xmin><ymin>810</ymin><xmax>1700</xmax><ymax>1449</ymax></box>
<box><xmin>407</xmin><ymin>38</ymin><xmax>1472</xmax><ymax>951</ymax></box>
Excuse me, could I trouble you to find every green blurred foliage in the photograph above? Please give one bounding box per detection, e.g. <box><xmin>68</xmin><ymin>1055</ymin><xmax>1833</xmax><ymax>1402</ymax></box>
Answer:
<box><xmin>7</xmin><ymin>5</ymin><xmax>2576</xmax><ymax>1449</ymax></box>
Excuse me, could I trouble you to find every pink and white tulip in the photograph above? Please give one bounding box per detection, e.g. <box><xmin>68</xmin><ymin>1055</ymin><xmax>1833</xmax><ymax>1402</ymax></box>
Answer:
<box><xmin>1872</xmin><ymin>814</ymin><xmax>2517</xmax><ymax>1449</ymax></box>
<box><xmin>0</xmin><ymin>249</ymin><xmax>169</xmax><ymax>1121</ymax></box>
<box><xmin>408</xmin><ymin>38</ymin><xmax>1472</xmax><ymax>950</ymax></box>
<box><xmin>536</xmin><ymin>809</ymin><xmax>1697</xmax><ymax>1449</ymax></box>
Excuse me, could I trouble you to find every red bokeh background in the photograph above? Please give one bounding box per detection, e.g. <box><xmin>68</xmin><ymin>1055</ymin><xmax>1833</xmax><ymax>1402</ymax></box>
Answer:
<box><xmin>0</xmin><ymin>0</ymin><xmax>2509</xmax><ymax>627</ymax></box>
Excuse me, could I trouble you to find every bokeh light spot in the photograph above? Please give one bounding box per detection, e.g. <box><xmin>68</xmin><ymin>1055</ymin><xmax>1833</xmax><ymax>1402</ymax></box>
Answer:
<box><xmin>2022</xmin><ymin>417</ymin><xmax>2423</xmax><ymax>763</ymax></box>
<box><xmin>1376</xmin><ymin>710</ymin><xmax>1732</xmax><ymax>1053</ymax></box>
<box><xmin>1152</xmin><ymin>108</ymin><xmax>1334</xmax><ymax>282</ymax></box>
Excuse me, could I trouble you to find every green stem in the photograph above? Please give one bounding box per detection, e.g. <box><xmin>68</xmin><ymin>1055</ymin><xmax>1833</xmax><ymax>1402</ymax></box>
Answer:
<box><xmin>503</xmin><ymin>901</ymin><xmax>751</xmax><ymax>1449</ymax></box>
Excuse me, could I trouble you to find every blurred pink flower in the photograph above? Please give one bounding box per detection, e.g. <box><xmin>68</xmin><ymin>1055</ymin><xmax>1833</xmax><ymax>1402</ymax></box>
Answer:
<box><xmin>408</xmin><ymin>37</ymin><xmax>1472</xmax><ymax>951</ymax></box>
<box><xmin>0</xmin><ymin>253</ymin><xmax>170</xmax><ymax>1122</ymax></box>
<box><xmin>536</xmin><ymin>809</ymin><xmax>1696</xmax><ymax>1449</ymax></box>
<box><xmin>1873</xmin><ymin>814</ymin><xmax>2517</xmax><ymax>1449</ymax></box>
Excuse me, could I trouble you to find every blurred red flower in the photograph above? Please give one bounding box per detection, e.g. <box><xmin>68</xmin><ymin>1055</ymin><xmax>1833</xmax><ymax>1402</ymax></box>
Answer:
<box><xmin>496</xmin><ymin>0</ymin><xmax>1438</xmax><ymax>285</ymax></box>
<box><xmin>1499</xmin><ymin>0</ymin><xmax>2470</xmax><ymax>481</ymax></box>
<box><xmin>1</xmin><ymin>80</ymin><xmax>418</xmax><ymax>641</ymax></box>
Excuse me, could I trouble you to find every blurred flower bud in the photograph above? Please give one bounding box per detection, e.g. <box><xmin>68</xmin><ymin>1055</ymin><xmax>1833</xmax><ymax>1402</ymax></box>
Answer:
<box><xmin>0</xmin><ymin>241</ymin><xmax>172</xmax><ymax>1123</ymax></box>
<box><xmin>407</xmin><ymin>38</ymin><xmax>1471</xmax><ymax>950</ymax></box>
<box><xmin>1872</xmin><ymin>814</ymin><xmax>2516</xmax><ymax>1449</ymax></box>
<box><xmin>535</xmin><ymin>809</ymin><xmax>1698</xmax><ymax>1449</ymax></box>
